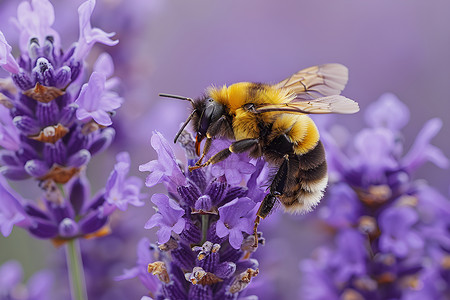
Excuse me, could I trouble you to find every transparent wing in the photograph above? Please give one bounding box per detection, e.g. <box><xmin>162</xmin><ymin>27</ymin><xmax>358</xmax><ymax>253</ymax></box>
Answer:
<box><xmin>254</xmin><ymin>95</ymin><xmax>360</xmax><ymax>115</ymax></box>
<box><xmin>273</xmin><ymin>63</ymin><xmax>349</xmax><ymax>100</ymax></box>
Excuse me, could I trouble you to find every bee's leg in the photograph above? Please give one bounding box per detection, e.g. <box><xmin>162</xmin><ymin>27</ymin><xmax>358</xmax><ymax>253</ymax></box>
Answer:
<box><xmin>253</xmin><ymin>154</ymin><xmax>289</xmax><ymax>247</ymax></box>
<box><xmin>196</xmin><ymin>137</ymin><xmax>212</xmax><ymax>165</ymax></box>
<box><xmin>189</xmin><ymin>138</ymin><xmax>259</xmax><ymax>171</ymax></box>
<box><xmin>196</xmin><ymin>115</ymin><xmax>229</xmax><ymax>165</ymax></box>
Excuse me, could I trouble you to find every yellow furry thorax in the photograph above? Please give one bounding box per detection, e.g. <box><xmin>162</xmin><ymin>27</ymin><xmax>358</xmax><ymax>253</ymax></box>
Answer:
<box><xmin>207</xmin><ymin>82</ymin><xmax>320</xmax><ymax>154</ymax></box>
<box><xmin>207</xmin><ymin>82</ymin><xmax>293</xmax><ymax>113</ymax></box>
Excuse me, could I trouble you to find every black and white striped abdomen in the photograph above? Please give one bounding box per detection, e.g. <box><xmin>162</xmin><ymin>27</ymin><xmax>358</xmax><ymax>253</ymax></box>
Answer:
<box><xmin>280</xmin><ymin>140</ymin><xmax>328</xmax><ymax>213</ymax></box>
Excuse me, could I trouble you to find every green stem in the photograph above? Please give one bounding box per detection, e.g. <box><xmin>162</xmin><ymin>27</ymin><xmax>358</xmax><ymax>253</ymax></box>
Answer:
<box><xmin>65</xmin><ymin>239</ymin><xmax>88</xmax><ymax>300</ymax></box>
<box><xmin>200</xmin><ymin>214</ymin><xmax>209</xmax><ymax>245</ymax></box>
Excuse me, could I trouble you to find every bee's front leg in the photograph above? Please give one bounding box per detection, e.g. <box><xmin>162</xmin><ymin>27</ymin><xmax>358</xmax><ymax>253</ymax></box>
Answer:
<box><xmin>189</xmin><ymin>138</ymin><xmax>259</xmax><ymax>172</ymax></box>
<box><xmin>195</xmin><ymin>137</ymin><xmax>212</xmax><ymax>166</ymax></box>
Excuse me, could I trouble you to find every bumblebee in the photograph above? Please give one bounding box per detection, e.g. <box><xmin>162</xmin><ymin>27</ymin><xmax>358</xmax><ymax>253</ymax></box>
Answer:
<box><xmin>160</xmin><ymin>63</ymin><xmax>359</xmax><ymax>246</ymax></box>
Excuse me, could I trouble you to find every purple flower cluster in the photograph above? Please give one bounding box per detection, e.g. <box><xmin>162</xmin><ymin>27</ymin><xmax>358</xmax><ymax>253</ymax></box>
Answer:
<box><xmin>0</xmin><ymin>0</ymin><xmax>119</xmax><ymax>183</ymax></box>
<box><xmin>0</xmin><ymin>0</ymin><xmax>144</xmax><ymax>241</ymax></box>
<box><xmin>300</xmin><ymin>93</ymin><xmax>450</xmax><ymax>299</ymax></box>
<box><xmin>122</xmin><ymin>131</ymin><xmax>264</xmax><ymax>299</ymax></box>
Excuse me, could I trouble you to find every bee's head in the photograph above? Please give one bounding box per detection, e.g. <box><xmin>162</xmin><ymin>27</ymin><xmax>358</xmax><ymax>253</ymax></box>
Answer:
<box><xmin>192</xmin><ymin>97</ymin><xmax>225</xmax><ymax>153</ymax></box>
<box><xmin>159</xmin><ymin>93</ymin><xmax>224</xmax><ymax>155</ymax></box>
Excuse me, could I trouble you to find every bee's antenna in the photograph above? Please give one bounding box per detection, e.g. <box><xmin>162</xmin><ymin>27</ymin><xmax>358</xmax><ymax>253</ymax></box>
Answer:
<box><xmin>159</xmin><ymin>93</ymin><xmax>196</xmax><ymax>143</ymax></box>
<box><xmin>159</xmin><ymin>93</ymin><xmax>194</xmax><ymax>104</ymax></box>
<box><xmin>174</xmin><ymin>109</ymin><xmax>197</xmax><ymax>144</ymax></box>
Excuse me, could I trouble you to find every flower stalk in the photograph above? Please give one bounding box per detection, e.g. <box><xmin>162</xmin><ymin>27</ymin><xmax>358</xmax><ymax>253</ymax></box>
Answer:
<box><xmin>66</xmin><ymin>238</ymin><xmax>88</xmax><ymax>300</ymax></box>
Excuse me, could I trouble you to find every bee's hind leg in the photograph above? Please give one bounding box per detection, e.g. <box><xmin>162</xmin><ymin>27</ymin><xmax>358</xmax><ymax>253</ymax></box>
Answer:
<box><xmin>253</xmin><ymin>154</ymin><xmax>289</xmax><ymax>247</ymax></box>
<box><xmin>189</xmin><ymin>138</ymin><xmax>259</xmax><ymax>171</ymax></box>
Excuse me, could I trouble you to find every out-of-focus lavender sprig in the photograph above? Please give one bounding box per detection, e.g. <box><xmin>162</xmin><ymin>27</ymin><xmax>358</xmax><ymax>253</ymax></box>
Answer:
<box><xmin>0</xmin><ymin>1</ymin><xmax>147</xmax><ymax>299</ymax></box>
<box><xmin>0</xmin><ymin>0</ymin><xmax>120</xmax><ymax>183</ymax></box>
<box><xmin>300</xmin><ymin>93</ymin><xmax>450</xmax><ymax>299</ymax></box>
<box><xmin>0</xmin><ymin>260</ymin><xmax>53</xmax><ymax>300</ymax></box>
<box><xmin>0</xmin><ymin>0</ymin><xmax>149</xmax><ymax>240</ymax></box>
<box><xmin>121</xmin><ymin>131</ymin><xmax>264</xmax><ymax>299</ymax></box>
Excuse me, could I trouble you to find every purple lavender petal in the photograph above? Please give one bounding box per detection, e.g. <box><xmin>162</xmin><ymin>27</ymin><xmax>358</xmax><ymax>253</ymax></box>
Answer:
<box><xmin>104</xmin><ymin>152</ymin><xmax>144</xmax><ymax>210</ymax></box>
<box><xmin>379</xmin><ymin>206</ymin><xmax>424</xmax><ymax>258</ymax></box>
<box><xmin>15</xmin><ymin>0</ymin><xmax>61</xmax><ymax>53</ymax></box>
<box><xmin>402</xmin><ymin>118</ymin><xmax>449</xmax><ymax>172</ymax></box>
<box><xmin>365</xmin><ymin>93</ymin><xmax>410</xmax><ymax>131</ymax></box>
<box><xmin>144</xmin><ymin>193</ymin><xmax>186</xmax><ymax>244</ymax></box>
<box><xmin>353</xmin><ymin>128</ymin><xmax>398</xmax><ymax>183</ymax></box>
<box><xmin>0</xmin><ymin>105</ymin><xmax>21</xmax><ymax>151</ymax></box>
<box><xmin>0</xmin><ymin>31</ymin><xmax>20</xmax><ymax>74</ymax></box>
<box><xmin>139</xmin><ymin>131</ymin><xmax>186</xmax><ymax>187</ymax></box>
<box><xmin>93</xmin><ymin>52</ymin><xmax>114</xmax><ymax>78</ymax></box>
<box><xmin>216</xmin><ymin>197</ymin><xmax>256</xmax><ymax>249</ymax></box>
<box><xmin>0</xmin><ymin>175</ymin><xmax>29</xmax><ymax>236</ymax></box>
<box><xmin>73</xmin><ymin>0</ymin><xmax>119</xmax><ymax>61</ymax></box>
<box><xmin>75</xmin><ymin>72</ymin><xmax>117</xmax><ymax>126</ymax></box>
<box><xmin>330</xmin><ymin>229</ymin><xmax>367</xmax><ymax>283</ymax></box>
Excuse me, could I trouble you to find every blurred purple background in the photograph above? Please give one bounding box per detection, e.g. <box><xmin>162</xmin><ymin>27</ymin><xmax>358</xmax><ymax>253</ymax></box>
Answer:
<box><xmin>1</xmin><ymin>0</ymin><xmax>449</xmax><ymax>299</ymax></box>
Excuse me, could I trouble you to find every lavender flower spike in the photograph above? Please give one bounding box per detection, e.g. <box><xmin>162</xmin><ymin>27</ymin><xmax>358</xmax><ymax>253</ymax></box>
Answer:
<box><xmin>132</xmin><ymin>131</ymin><xmax>262</xmax><ymax>299</ymax></box>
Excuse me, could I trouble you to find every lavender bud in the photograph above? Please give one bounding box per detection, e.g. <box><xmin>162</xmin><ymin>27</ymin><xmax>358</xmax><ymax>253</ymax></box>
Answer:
<box><xmin>24</xmin><ymin>159</ymin><xmax>50</xmax><ymax>177</ymax></box>
<box><xmin>68</xmin><ymin>176</ymin><xmax>89</xmax><ymax>214</ymax></box>
<box><xmin>29</xmin><ymin>220</ymin><xmax>58</xmax><ymax>238</ymax></box>
<box><xmin>13</xmin><ymin>115</ymin><xmax>40</xmax><ymax>135</ymax></box>
<box><xmin>0</xmin><ymin>165</ymin><xmax>29</xmax><ymax>180</ymax></box>
<box><xmin>0</xmin><ymin>150</ymin><xmax>20</xmax><ymax>166</ymax></box>
<box><xmin>59</xmin><ymin>104</ymin><xmax>77</xmax><ymax>127</ymax></box>
<box><xmin>24</xmin><ymin>203</ymin><xmax>50</xmax><ymax>220</ymax></box>
<box><xmin>68</xmin><ymin>59</ymin><xmax>82</xmax><ymax>81</ymax></box>
<box><xmin>195</xmin><ymin>195</ymin><xmax>212</xmax><ymax>212</ymax></box>
<box><xmin>88</xmin><ymin>128</ymin><xmax>115</xmax><ymax>156</ymax></box>
<box><xmin>43</xmin><ymin>140</ymin><xmax>67</xmax><ymax>166</ymax></box>
<box><xmin>67</xmin><ymin>149</ymin><xmax>91</xmax><ymax>167</ymax></box>
<box><xmin>36</xmin><ymin>101</ymin><xmax>59</xmax><ymax>125</ymax></box>
<box><xmin>58</xmin><ymin>218</ymin><xmax>79</xmax><ymax>238</ymax></box>
<box><xmin>215</xmin><ymin>262</ymin><xmax>236</xmax><ymax>279</ymax></box>
<box><xmin>32</xmin><ymin>58</ymin><xmax>52</xmax><ymax>84</ymax></box>
<box><xmin>54</xmin><ymin>66</ymin><xmax>72</xmax><ymax>89</ymax></box>
<box><xmin>79</xmin><ymin>211</ymin><xmax>108</xmax><ymax>235</ymax></box>
<box><xmin>171</xmin><ymin>243</ymin><xmax>196</xmax><ymax>270</ymax></box>
<box><xmin>11</xmin><ymin>71</ymin><xmax>34</xmax><ymax>91</ymax></box>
